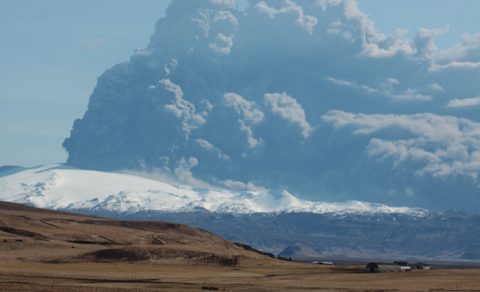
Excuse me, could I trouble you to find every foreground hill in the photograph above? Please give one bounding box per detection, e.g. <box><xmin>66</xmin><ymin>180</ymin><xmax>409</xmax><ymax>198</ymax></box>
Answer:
<box><xmin>1</xmin><ymin>202</ymin><xmax>480</xmax><ymax>291</ymax></box>
<box><xmin>0</xmin><ymin>201</ymin><xmax>261</xmax><ymax>265</ymax></box>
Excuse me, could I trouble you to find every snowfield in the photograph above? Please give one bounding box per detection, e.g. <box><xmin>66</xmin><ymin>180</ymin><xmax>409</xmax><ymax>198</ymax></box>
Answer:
<box><xmin>0</xmin><ymin>165</ymin><xmax>428</xmax><ymax>216</ymax></box>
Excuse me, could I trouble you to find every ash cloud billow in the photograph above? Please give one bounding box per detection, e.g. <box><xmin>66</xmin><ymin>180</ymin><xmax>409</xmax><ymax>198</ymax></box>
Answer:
<box><xmin>64</xmin><ymin>0</ymin><xmax>480</xmax><ymax>212</ymax></box>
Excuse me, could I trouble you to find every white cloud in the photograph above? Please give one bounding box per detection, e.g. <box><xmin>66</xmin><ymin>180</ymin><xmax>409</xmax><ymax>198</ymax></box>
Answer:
<box><xmin>413</xmin><ymin>26</ymin><xmax>449</xmax><ymax>59</ymax></box>
<box><xmin>325</xmin><ymin>0</ymin><xmax>416</xmax><ymax>58</ymax></box>
<box><xmin>196</xmin><ymin>139</ymin><xmax>230</xmax><ymax>160</ymax></box>
<box><xmin>255</xmin><ymin>0</ymin><xmax>318</xmax><ymax>34</ymax></box>
<box><xmin>209</xmin><ymin>33</ymin><xmax>235</xmax><ymax>54</ymax></box>
<box><xmin>316</xmin><ymin>0</ymin><xmax>342</xmax><ymax>11</ymax></box>
<box><xmin>164</xmin><ymin>58</ymin><xmax>178</xmax><ymax>76</ymax></box>
<box><xmin>446</xmin><ymin>96</ymin><xmax>480</xmax><ymax>109</ymax></box>
<box><xmin>209</xmin><ymin>10</ymin><xmax>238</xmax><ymax>54</ymax></box>
<box><xmin>381</xmin><ymin>78</ymin><xmax>433</xmax><ymax>102</ymax></box>
<box><xmin>387</xmin><ymin>78</ymin><xmax>400</xmax><ymax>86</ymax></box>
<box><xmin>224</xmin><ymin>93</ymin><xmax>264</xmax><ymax>148</ymax></box>
<box><xmin>430</xmin><ymin>61</ymin><xmax>480</xmax><ymax>72</ymax></box>
<box><xmin>198</xmin><ymin>99</ymin><xmax>214</xmax><ymax>118</ymax></box>
<box><xmin>210</xmin><ymin>0</ymin><xmax>237</xmax><ymax>9</ymax></box>
<box><xmin>222</xmin><ymin>179</ymin><xmax>267</xmax><ymax>193</ymax></box>
<box><xmin>328</xmin><ymin>77</ymin><xmax>432</xmax><ymax>102</ymax></box>
<box><xmin>428</xmin><ymin>83</ymin><xmax>445</xmax><ymax>92</ymax></box>
<box><xmin>430</xmin><ymin>33</ymin><xmax>480</xmax><ymax>70</ymax></box>
<box><xmin>327</xmin><ymin>77</ymin><xmax>378</xmax><ymax>94</ymax></box>
<box><xmin>239</xmin><ymin>120</ymin><xmax>263</xmax><ymax>148</ymax></box>
<box><xmin>387</xmin><ymin>88</ymin><xmax>433</xmax><ymax>102</ymax></box>
<box><xmin>173</xmin><ymin>157</ymin><xmax>205</xmax><ymax>186</ymax></box>
<box><xmin>264</xmin><ymin>92</ymin><xmax>313</xmax><ymax>138</ymax></box>
<box><xmin>161</xmin><ymin>79</ymin><xmax>206</xmax><ymax>138</ymax></box>
<box><xmin>224</xmin><ymin>92</ymin><xmax>264</xmax><ymax>124</ymax></box>
<box><xmin>323</xmin><ymin>110</ymin><xmax>480</xmax><ymax>181</ymax></box>
<box><xmin>214</xmin><ymin>9</ymin><xmax>239</xmax><ymax>28</ymax></box>
<box><xmin>438</xmin><ymin>33</ymin><xmax>480</xmax><ymax>62</ymax></box>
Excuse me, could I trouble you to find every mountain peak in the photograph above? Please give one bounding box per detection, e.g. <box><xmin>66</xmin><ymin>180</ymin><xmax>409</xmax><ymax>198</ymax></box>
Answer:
<box><xmin>278</xmin><ymin>243</ymin><xmax>323</xmax><ymax>261</ymax></box>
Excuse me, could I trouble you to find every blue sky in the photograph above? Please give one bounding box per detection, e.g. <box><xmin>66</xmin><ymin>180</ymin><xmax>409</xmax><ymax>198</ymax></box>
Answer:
<box><xmin>1</xmin><ymin>0</ymin><xmax>480</xmax><ymax>167</ymax></box>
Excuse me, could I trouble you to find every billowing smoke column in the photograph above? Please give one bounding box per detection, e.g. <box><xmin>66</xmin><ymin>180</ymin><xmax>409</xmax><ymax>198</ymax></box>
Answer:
<box><xmin>64</xmin><ymin>0</ymin><xmax>480</xmax><ymax>211</ymax></box>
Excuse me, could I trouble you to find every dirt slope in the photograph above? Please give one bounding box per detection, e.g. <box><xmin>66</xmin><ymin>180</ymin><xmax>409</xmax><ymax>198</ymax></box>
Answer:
<box><xmin>0</xmin><ymin>201</ymin><xmax>262</xmax><ymax>265</ymax></box>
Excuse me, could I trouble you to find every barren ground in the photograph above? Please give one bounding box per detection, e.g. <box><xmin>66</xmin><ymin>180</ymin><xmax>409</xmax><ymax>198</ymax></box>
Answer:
<box><xmin>0</xmin><ymin>202</ymin><xmax>479</xmax><ymax>291</ymax></box>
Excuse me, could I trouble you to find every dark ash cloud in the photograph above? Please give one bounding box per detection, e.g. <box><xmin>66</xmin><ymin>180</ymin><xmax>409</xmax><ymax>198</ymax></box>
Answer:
<box><xmin>64</xmin><ymin>0</ymin><xmax>480</xmax><ymax>212</ymax></box>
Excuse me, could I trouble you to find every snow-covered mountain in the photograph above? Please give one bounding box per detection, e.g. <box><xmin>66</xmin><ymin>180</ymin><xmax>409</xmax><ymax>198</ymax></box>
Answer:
<box><xmin>0</xmin><ymin>165</ymin><xmax>427</xmax><ymax>216</ymax></box>
<box><xmin>3</xmin><ymin>165</ymin><xmax>480</xmax><ymax>262</ymax></box>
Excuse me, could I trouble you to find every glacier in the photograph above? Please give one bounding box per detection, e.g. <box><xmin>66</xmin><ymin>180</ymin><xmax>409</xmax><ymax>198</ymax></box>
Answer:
<box><xmin>0</xmin><ymin>165</ymin><xmax>427</xmax><ymax>216</ymax></box>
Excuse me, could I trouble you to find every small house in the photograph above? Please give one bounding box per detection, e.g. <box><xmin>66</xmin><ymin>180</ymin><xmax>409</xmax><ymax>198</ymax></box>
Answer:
<box><xmin>394</xmin><ymin>261</ymin><xmax>412</xmax><ymax>271</ymax></box>
<box><xmin>414</xmin><ymin>262</ymin><xmax>431</xmax><ymax>270</ymax></box>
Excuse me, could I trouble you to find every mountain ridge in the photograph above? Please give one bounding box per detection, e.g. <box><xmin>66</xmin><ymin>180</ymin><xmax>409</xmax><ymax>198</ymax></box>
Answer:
<box><xmin>3</xmin><ymin>165</ymin><xmax>480</xmax><ymax>261</ymax></box>
<box><xmin>0</xmin><ymin>164</ymin><xmax>428</xmax><ymax>216</ymax></box>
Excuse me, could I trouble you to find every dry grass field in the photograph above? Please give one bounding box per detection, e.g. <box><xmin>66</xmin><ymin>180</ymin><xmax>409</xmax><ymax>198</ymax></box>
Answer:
<box><xmin>1</xmin><ymin>201</ymin><xmax>479</xmax><ymax>291</ymax></box>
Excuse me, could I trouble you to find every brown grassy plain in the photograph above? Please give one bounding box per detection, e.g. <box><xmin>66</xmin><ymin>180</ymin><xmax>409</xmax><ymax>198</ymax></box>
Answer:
<box><xmin>0</xmin><ymin>201</ymin><xmax>479</xmax><ymax>291</ymax></box>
